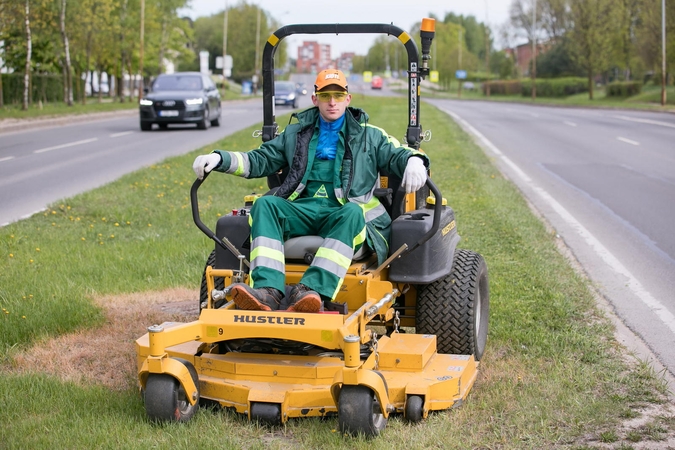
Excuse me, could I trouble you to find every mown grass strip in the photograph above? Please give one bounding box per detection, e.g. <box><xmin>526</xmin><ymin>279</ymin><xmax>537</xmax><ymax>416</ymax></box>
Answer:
<box><xmin>0</xmin><ymin>96</ymin><xmax>669</xmax><ymax>448</ymax></box>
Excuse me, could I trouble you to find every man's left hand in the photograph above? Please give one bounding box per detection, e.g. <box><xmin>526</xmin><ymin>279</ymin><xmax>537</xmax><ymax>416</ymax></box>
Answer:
<box><xmin>402</xmin><ymin>157</ymin><xmax>427</xmax><ymax>193</ymax></box>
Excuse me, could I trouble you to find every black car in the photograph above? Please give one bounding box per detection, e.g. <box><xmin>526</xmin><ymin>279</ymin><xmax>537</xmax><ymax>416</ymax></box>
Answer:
<box><xmin>139</xmin><ymin>72</ymin><xmax>221</xmax><ymax>131</ymax></box>
<box><xmin>274</xmin><ymin>81</ymin><xmax>297</xmax><ymax>108</ymax></box>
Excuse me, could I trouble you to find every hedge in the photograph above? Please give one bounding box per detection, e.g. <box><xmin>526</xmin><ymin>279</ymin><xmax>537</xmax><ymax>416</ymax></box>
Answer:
<box><xmin>521</xmin><ymin>77</ymin><xmax>588</xmax><ymax>97</ymax></box>
<box><xmin>1</xmin><ymin>73</ymin><xmax>65</xmax><ymax>104</ymax></box>
<box><xmin>483</xmin><ymin>80</ymin><xmax>522</xmax><ymax>95</ymax></box>
<box><xmin>606</xmin><ymin>81</ymin><xmax>642</xmax><ymax>97</ymax></box>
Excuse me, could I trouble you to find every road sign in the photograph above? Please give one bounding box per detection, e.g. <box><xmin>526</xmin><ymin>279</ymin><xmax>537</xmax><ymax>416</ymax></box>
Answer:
<box><xmin>363</xmin><ymin>71</ymin><xmax>373</xmax><ymax>82</ymax></box>
<box><xmin>455</xmin><ymin>70</ymin><xmax>467</xmax><ymax>79</ymax></box>
<box><xmin>430</xmin><ymin>70</ymin><xmax>439</xmax><ymax>83</ymax></box>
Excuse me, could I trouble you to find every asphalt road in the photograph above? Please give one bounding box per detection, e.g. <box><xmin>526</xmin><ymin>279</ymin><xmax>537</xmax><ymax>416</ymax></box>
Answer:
<box><xmin>427</xmin><ymin>98</ymin><xmax>675</xmax><ymax>377</ymax></box>
<box><xmin>0</xmin><ymin>99</ymin><xmax>279</xmax><ymax>226</ymax></box>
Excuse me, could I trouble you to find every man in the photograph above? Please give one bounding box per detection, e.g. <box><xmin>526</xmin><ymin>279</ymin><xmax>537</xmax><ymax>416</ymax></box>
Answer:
<box><xmin>193</xmin><ymin>69</ymin><xmax>429</xmax><ymax>313</ymax></box>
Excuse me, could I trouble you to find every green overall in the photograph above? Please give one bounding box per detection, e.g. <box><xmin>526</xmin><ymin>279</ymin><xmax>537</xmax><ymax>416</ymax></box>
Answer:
<box><xmin>248</xmin><ymin>154</ymin><xmax>366</xmax><ymax>300</ymax></box>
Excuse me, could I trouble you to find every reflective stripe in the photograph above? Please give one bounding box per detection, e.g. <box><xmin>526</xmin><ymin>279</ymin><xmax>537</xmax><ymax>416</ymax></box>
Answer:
<box><xmin>334</xmin><ymin>188</ymin><xmax>344</xmax><ymax>199</ymax></box>
<box><xmin>227</xmin><ymin>152</ymin><xmax>251</xmax><ymax>177</ymax></box>
<box><xmin>313</xmin><ymin>254</ymin><xmax>350</xmax><ymax>280</ymax></box>
<box><xmin>353</xmin><ymin>225</ymin><xmax>367</xmax><ymax>247</ymax></box>
<box><xmin>250</xmin><ymin>236</ymin><xmax>285</xmax><ymax>273</ymax></box>
<box><xmin>312</xmin><ymin>238</ymin><xmax>353</xmax><ymax>279</ymax></box>
<box><xmin>364</xmin><ymin>123</ymin><xmax>427</xmax><ymax>159</ymax></box>
<box><xmin>365</xmin><ymin>202</ymin><xmax>387</xmax><ymax>222</ymax></box>
<box><xmin>330</xmin><ymin>279</ymin><xmax>344</xmax><ymax>300</ymax></box>
<box><xmin>288</xmin><ymin>183</ymin><xmax>305</xmax><ymax>201</ymax></box>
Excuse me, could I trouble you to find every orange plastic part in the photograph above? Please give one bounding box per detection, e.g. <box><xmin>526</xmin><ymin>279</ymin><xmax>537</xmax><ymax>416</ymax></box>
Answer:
<box><xmin>421</xmin><ymin>18</ymin><xmax>436</xmax><ymax>32</ymax></box>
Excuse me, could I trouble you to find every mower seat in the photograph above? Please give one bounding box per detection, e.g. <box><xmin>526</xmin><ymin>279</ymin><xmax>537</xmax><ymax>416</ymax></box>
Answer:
<box><xmin>284</xmin><ymin>236</ymin><xmax>371</xmax><ymax>263</ymax></box>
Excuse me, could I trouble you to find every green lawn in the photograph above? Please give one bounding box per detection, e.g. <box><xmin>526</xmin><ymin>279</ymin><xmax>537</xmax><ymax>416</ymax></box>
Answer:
<box><xmin>0</xmin><ymin>96</ymin><xmax>671</xmax><ymax>449</ymax></box>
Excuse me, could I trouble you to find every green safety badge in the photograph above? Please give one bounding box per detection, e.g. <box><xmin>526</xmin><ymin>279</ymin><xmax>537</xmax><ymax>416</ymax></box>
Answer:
<box><xmin>313</xmin><ymin>185</ymin><xmax>329</xmax><ymax>198</ymax></box>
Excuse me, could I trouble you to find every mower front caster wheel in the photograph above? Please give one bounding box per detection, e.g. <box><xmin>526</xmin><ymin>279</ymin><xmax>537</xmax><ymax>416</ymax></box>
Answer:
<box><xmin>144</xmin><ymin>358</ymin><xmax>200</xmax><ymax>422</ymax></box>
<box><xmin>338</xmin><ymin>385</ymin><xmax>387</xmax><ymax>437</ymax></box>
<box><xmin>405</xmin><ymin>395</ymin><xmax>424</xmax><ymax>423</ymax></box>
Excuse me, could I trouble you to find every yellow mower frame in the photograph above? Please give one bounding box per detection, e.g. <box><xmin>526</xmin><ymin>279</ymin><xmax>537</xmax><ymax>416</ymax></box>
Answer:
<box><xmin>136</xmin><ymin>18</ymin><xmax>489</xmax><ymax>437</ymax></box>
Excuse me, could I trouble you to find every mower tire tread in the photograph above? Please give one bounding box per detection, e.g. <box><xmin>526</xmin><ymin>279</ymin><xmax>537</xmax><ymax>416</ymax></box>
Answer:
<box><xmin>416</xmin><ymin>249</ymin><xmax>489</xmax><ymax>359</ymax></box>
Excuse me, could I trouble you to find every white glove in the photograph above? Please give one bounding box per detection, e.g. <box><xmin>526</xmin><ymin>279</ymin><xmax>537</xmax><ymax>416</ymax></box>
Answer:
<box><xmin>192</xmin><ymin>153</ymin><xmax>222</xmax><ymax>179</ymax></box>
<box><xmin>402</xmin><ymin>157</ymin><xmax>427</xmax><ymax>193</ymax></box>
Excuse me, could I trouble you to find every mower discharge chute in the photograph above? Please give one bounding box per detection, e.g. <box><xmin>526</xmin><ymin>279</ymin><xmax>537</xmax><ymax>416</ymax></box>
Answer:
<box><xmin>135</xmin><ymin>18</ymin><xmax>489</xmax><ymax>437</ymax></box>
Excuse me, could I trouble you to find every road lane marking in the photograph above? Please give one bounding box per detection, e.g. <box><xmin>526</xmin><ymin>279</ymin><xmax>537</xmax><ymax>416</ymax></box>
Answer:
<box><xmin>564</xmin><ymin>121</ymin><xmax>577</xmax><ymax>127</ymax></box>
<box><xmin>617</xmin><ymin>136</ymin><xmax>640</xmax><ymax>146</ymax></box>
<box><xmin>0</xmin><ymin>156</ymin><xmax>15</xmax><ymax>163</ymax></box>
<box><xmin>614</xmin><ymin>115</ymin><xmax>675</xmax><ymax>129</ymax></box>
<box><xmin>441</xmin><ymin>106</ymin><xmax>675</xmax><ymax>336</ymax></box>
<box><xmin>34</xmin><ymin>137</ymin><xmax>98</xmax><ymax>154</ymax></box>
<box><xmin>109</xmin><ymin>131</ymin><xmax>134</xmax><ymax>138</ymax></box>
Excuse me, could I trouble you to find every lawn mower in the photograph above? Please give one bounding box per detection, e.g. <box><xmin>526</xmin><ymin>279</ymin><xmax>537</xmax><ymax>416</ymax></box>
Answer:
<box><xmin>135</xmin><ymin>18</ymin><xmax>489</xmax><ymax>437</ymax></box>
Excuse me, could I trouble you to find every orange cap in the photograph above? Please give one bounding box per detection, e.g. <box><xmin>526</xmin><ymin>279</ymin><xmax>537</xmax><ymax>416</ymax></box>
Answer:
<box><xmin>314</xmin><ymin>69</ymin><xmax>349</xmax><ymax>92</ymax></box>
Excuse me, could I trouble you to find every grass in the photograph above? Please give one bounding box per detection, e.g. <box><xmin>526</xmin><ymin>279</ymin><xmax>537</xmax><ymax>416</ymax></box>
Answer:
<box><xmin>0</xmin><ymin>96</ymin><xmax>672</xmax><ymax>448</ymax></box>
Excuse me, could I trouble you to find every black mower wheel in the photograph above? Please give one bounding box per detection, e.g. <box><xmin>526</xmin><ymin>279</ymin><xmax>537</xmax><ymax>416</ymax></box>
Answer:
<box><xmin>199</xmin><ymin>250</ymin><xmax>225</xmax><ymax>312</ymax></box>
<box><xmin>250</xmin><ymin>402</ymin><xmax>282</xmax><ymax>424</ymax></box>
<box><xmin>404</xmin><ymin>395</ymin><xmax>424</xmax><ymax>423</ymax></box>
<box><xmin>416</xmin><ymin>249</ymin><xmax>489</xmax><ymax>360</ymax></box>
<box><xmin>338</xmin><ymin>385</ymin><xmax>387</xmax><ymax>437</ymax></box>
<box><xmin>144</xmin><ymin>358</ymin><xmax>200</xmax><ymax>423</ymax></box>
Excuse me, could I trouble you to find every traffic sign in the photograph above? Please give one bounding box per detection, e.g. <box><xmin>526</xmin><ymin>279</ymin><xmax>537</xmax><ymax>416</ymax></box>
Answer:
<box><xmin>455</xmin><ymin>70</ymin><xmax>467</xmax><ymax>79</ymax></box>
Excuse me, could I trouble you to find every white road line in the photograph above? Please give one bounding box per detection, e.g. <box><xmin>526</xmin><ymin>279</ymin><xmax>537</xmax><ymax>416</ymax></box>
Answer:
<box><xmin>0</xmin><ymin>156</ymin><xmax>15</xmax><ymax>163</ymax></box>
<box><xmin>617</xmin><ymin>136</ymin><xmax>640</xmax><ymax>146</ymax></box>
<box><xmin>440</xmin><ymin>106</ymin><xmax>675</xmax><ymax>336</ymax></box>
<box><xmin>109</xmin><ymin>131</ymin><xmax>133</xmax><ymax>138</ymax></box>
<box><xmin>564</xmin><ymin>121</ymin><xmax>577</xmax><ymax>127</ymax></box>
<box><xmin>614</xmin><ymin>115</ymin><xmax>675</xmax><ymax>129</ymax></box>
<box><xmin>34</xmin><ymin>137</ymin><xmax>98</xmax><ymax>154</ymax></box>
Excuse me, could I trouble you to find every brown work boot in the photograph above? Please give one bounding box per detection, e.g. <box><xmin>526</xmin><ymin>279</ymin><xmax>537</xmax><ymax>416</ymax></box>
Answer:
<box><xmin>286</xmin><ymin>284</ymin><xmax>322</xmax><ymax>313</ymax></box>
<box><xmin>230</xmin><ymin>284</ymin><xmax>282</xmax><ymax>311</ymax></box>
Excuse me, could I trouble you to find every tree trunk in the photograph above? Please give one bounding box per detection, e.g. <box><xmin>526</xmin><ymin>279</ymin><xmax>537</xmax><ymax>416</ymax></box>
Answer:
<box><xmin>23</xmin><ymin>0</ymin><xmax>32</xmax><ymax>111</ymax></box>
<box><xmin>119</xmin><ymin>0</ymin><xmax>129</xmax><ymax>103</ymax></box>
<box><xmin>588</xmin><ymin>67</ymin><xmax>594</xmax><ymax>100</ymax></box>
<box><xmin>60</xmin><ymin>0</ymin><xmax>73</xmax><ymax>106</ymax></box>
<box><xmin>96</xmin><ymin>66</ymin><xmax>102</xmax><ymax>103</ymax></box>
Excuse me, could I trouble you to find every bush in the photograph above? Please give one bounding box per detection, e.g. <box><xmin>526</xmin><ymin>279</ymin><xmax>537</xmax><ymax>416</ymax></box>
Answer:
<box><xmin>521</xmin><ymin>77</ymin><xmax>588</xmax><ymax>97</ymax></box>
<box><xmin>1</xmin><ymin>73</ymin><xmax>64</xmax><ymax>104</ymax></box>
<box><xmin>606</xmin><ymin>81</ymin><xmax>642</xmax><ymax>97</ymax></box>
<box><xmin>483</xmin><ymin>80</ymin><xmax>522</xmax><ymax>95</ymax></box>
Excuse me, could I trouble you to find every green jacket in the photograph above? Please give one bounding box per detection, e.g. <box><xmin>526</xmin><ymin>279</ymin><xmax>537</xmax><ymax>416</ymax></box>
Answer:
<box><xmin>214</xmin><ymin>106</ymin><xmax>429</xmax><ymax>265</ymax></box>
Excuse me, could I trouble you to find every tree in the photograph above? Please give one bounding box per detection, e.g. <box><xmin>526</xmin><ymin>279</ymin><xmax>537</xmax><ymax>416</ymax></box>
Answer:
<box><xmin>60</xmin><ymin>0</ymin><xmax>73</xmax><ymax>105</ymax></box>
<box><xmin>22</xmin><ymin>0</ymin><xmax>32</xmax><ymax>111</ymax></box>
<box><xmin>568</xmin><ymin>0</ymin><xmax>617</xmax><ymax>99</ymax></box>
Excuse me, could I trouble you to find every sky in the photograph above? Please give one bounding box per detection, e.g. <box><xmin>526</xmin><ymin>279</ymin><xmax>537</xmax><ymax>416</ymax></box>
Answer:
<box><xmin>179</xmin><ymin>0</ymin><xmax>515</xmax><ymax>58</ymax></box>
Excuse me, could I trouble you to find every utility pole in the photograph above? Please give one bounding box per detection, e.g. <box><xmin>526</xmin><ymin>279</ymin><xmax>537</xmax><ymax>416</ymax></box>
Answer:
<box><xmin>253</xmin><ymin>6</ymin><xmax>261</xmax><ymax>95</ymax></box>
<box><xmin>223</xmin><ymin>0</ymin><xmax>228</xmax><ymax>78</ymax></box>
<box><xmin>138</xmin><ymin>0</ymin><xmax>145</xmax><ymax>100</ymax></box>
<box><xmin>458</xmin><ymin>28</ymin><xmax>462</xmax><ymax>98</ymax></box>
<box><xmin>485</xmin><ymin>0</ymin><xmax>490</xmax><ymax>97</ymax></box>
<box><xmin>531</xmin><ymin>0</ymin><xmax>537</xmax><ymax>101</ymax></box>
<box><xmin>662</xmin><ymin>0</ymin><xmax>667</xmax><ymax>106</ymax></box>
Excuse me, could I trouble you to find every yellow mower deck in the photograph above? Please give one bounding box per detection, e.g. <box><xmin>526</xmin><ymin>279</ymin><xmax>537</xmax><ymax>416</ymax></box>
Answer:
<box><xmin>136</xmin><ymin>263</ymin><xmax>478</xmax><ymax>423</ymax></box>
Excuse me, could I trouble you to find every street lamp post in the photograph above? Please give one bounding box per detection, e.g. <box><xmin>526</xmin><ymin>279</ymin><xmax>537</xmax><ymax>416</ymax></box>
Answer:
<box><xmin>662</xmin><ymin>0</ymin><xmax>667</xmax><ymax>106</ymax></box>
<box><xmin>223</xmin><ymin>0</ymin><xmax>228</xmax><ymax>78</ymax></box>
<box><xmin>531</xmin><ymin>0</ymin><xmax>536</xmax><ymax>101</ymax></box>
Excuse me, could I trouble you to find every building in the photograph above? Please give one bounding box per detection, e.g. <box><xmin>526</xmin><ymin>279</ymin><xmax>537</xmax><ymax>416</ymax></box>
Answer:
<box><xmin>296</xmin><ymin>41</ymin><xmax>333</xmax><ymax>73</ymax></box>
<box><xmin>505</xmin><ymin>41</ymin><xmax>549</xmax><ymax>76</ymax></box>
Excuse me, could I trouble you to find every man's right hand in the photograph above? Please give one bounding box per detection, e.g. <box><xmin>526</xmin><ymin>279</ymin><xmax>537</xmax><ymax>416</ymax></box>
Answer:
<box><xmin>192</xmin><ymin>153</ymin><xmax>222</xmax><ymax>179</ymax></box>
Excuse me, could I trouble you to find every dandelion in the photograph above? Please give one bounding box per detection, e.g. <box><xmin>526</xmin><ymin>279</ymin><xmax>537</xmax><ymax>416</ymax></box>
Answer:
<box><xmin>52</xmin><ymin>223</ymin><xmax>56</xmax><ymax>226</ymax></box>
<box><xmin>115</xmin><ymin>223</ymin><xmax>119</xmax><ymax>227</ymax></box>
<box><xmin>81</xmin><ymin>237</ymin><xmax>86</xmax><ymax>241</ymax></box>
<box><xmin>29</xmin><ymin>259</ymin><xmax>34</xmax><ymax>263</ymax></box>
<box><xmin>126</xmin><ymin>221</ymin><xmax>130</xmax><ymax>225</ymax></box>
<box><xmin>148</xmin><ymin>223</ymin><xmax>152</xmax><ymax>227</ymax></box>
<box><xmin>110</xmin><ymin>235</ymin><xmax>115</xmax><ymax>238</ymax></box>
<box><xmin>99</xmin><ymin>242</ymin><xmax>104</xmax><ymax>245</ymax></box>
<box><xmin>102</xmin><ymin>217</ymin><xmax>107</xmax><ymax>222</ymax></box>
<box><xmin>51</xmin><ymin>210</ymin><xmax>56</xmax><ymax>215</ymax></box>
<box><xmin>9</xmin><ymin>254</ymin><xmax>13</xmax><ymax>258</ymax></box>
<box><xmin>35</xmin><ymin>248</ymin><xmax>40</xmax><ymax>252</ymax></box>
<box><xmin>22</xmin><ymin>316</ymin><xmax>26</xmax><ymax>319</ymax></box>
<box><xmin>90</xmin><ymin>224</ymin><xmax>94</xmax><ymax>228</ymax></box>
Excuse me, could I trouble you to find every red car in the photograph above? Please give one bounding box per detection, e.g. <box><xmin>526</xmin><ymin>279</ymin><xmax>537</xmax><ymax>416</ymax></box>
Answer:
<box><xmin>371</xmin><ymin>75</ymin><xmax>383</xmax><ymax>89</ymax></box>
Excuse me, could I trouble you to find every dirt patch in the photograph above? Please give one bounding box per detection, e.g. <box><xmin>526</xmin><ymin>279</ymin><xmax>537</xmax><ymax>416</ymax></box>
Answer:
<box><xmin>4</xmin><ymin>288</ymin><xmax>198</xmax><ymax>390</ymax></box>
